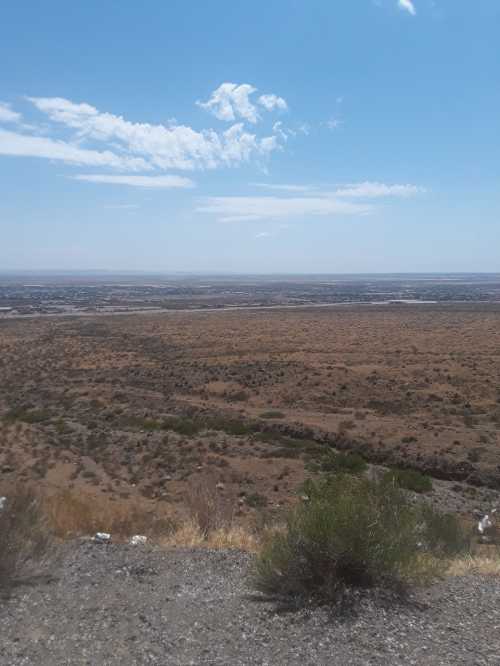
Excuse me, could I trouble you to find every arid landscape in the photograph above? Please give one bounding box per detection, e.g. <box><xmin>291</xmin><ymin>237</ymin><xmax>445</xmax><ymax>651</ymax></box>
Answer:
<box><xmin>3</xmin><ymin>3</ymin><xmax>500</xmax><ymax>662</ymax></box>
<box><xmin>2</xmin><ymin>285</ymin><xmax>500</xmax><ymax>526</ymax></box>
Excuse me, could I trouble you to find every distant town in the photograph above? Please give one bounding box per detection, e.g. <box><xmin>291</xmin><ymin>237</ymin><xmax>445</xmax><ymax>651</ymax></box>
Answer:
<box><xmin>1</xmin><ymin>272</ymin><xmax>499</xmax><ymax>318</ymax></box>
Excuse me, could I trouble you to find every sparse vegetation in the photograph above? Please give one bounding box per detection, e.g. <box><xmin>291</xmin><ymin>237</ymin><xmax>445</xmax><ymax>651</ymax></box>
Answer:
<box><xmin>0</xmin><ymin>487</ymin><xmax>54</xmax><ymax>591</ymax></box>
<box><xmin>184</xmin><ymin>473</ymin><xmax>235</xmax><ymax>535</ymax></box>
<box><xmin>44</xmin><ymin>490</ymin><xmax>177</xmax><ymax>539</ymax></box>
<box><xmin>259</xmin><ymin>410</ymin><xmax>285</xmax><ymax>419</ymax></box>
<box><xmin>319</xmin><ymin>450</ymin><xmax>368</xmax><ymax>475</ymax></box>
<box><xmin>1</xmin><ymin>305</ymin><xmax>499</xmax><ymax>539</ymax></box>
<box><xmin>383</xmin><ymin>468</ymin><xmax>433</xmax><ymax>493</ymax></box>
<box><xmin>245</xmin><ymin>492</ymin><xmax>268</xmax><ymax>508</ymax></box>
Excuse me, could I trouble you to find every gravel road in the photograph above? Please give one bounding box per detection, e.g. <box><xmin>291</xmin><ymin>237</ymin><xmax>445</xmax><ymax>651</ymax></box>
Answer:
<box><xmin>1</xmin><ymin>543</ymin><xmax>499</xmax><ymax>665</ymax></box>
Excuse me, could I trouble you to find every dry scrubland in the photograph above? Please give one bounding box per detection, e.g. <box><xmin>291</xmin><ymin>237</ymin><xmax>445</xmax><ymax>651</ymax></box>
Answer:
<box><xmin>1</xmin><ymin>304</ymin><xmax>500</xmax><ymax>536</ymax></box>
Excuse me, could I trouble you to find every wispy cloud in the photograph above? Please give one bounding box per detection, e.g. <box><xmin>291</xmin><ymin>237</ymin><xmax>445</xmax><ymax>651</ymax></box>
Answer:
<box><xmin>198</xmin><ymin>181</ymin><xmax>424</xmax><ymax>223</ymax></box>
<box><xmin>73</xmin><ymin>174</ymin><xmax>194</xmax><ymax>188</ymax></box>
<box><xmin>252</xmin><ymin>181</ymin><xmax>424</xmax><ymax>198</ymax></box>
<box><xmin>197</xmin><ymin>195</ymin><xmax>372</xmax><ymax>223</ymax></box>
<box><xmin>252</xmin><ymin>182</ymin><xmax>318</xmax><ymax>193</ymax></box>
<box><xmin>0</xmin><ymin>128</ymin><xmax>150</xmax><ymax>170</ymax></box>
<box><xmin>398</xmin><ymin>0</ymin><xmax>416</xmax><ymax>16</ymax></box>
<box><xmin>197</xmin><ymin>83</ymin><xmax>288</xmax><ymax>124</ymax></box>
<box><xmin>0</xmin><ymin>102</ymin><xmax>22</xmax><ymax>124</ymax></box>
<box><xmin>334</xmin><ymin>182</ymin><xmax>424</xmax><ymax>198</ymax></box>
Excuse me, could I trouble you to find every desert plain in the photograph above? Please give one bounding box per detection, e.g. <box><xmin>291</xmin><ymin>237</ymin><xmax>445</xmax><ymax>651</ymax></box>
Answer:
<box><xmin>1</xmin><ymin>302</ymin><xmax>500</xmax><ymax>525</ymax></box>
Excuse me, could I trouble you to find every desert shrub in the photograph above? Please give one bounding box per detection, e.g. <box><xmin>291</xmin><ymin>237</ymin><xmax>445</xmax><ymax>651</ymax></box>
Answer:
<box><xmin>163</xmin><ymin>416</ymin><xmax>200</xmax><ymax>437</ymax></box>
<box><xmin>184</xmin><ymin>473</ymin><xmax>235</xmax><ymax>535</ymax></box>
<box><xmin>337</xmin><ymin>419</ymin><xmax>355</xmax><ymax>434</ymax></box>
<box><xmin>141</xmin><ymin>419</ymin><xmax>162</xmax><ymax>431</ymax></box>
<box><xmin>228</xmin><ymin>390</ymin><xmax>249</xmax><ymax>402</ymax></box>
<box><xmin>246</xmin><ymin>492</ymin><xmax>268</xmax><ymax>508</ymax></box>
<box><xmin>320</xmin><ymin>450</ymin><xmax>367</xmax><ymax>475</ymax></box>
<box><xmin>259</xmin><ymin>411</ymin><xmax>285</xmax><ymax>419</ymax></box>
<box><xmin>383</xmin><ymin>468</ymin><xmax>433</xmax><ymax>493</ymax></box>
<box><xmin>0</xmin><ymin>488</ymin><xmax>54</xmax><ymax>590</ymax></box>
<box><xmin>206</xmin><ymin>416</ymin><xmax>252</xmax><ymax>436</ymax></box>
<box><xmin>419</xmin><ymin>505</ymin><xmax>471</xmax><ymax>556</ymax></box>
<box><xmin>254</xmin><ymin>475</ymin><xmax>466</xmax><ymax>604</ymax></box>
<box><xmin>3</xmin><ymin>406</ymin><xmax>51</xmax><ymax>424</ymax></box>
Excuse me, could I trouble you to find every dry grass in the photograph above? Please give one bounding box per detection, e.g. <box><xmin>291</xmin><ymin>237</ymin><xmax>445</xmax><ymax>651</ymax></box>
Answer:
<box><xmin>0</xmin><ymin>486</ymin><xmax>55</xmax><ymax>590</ymax></box>
<box><xmin>43</xmin><ymin>490</ymin><xmax>176</xmax><ymax>540</ymax></box>
<box><xmin>159</xmin><ymin>519</ymin><xmax>259</xmax><ymax>552</ymax></box>
<box><xmin>448</xmin><ymin>551</ymin><xmax>500</xmax><ymax>577</ymax></box>
<box><xmin>41</xmin><ymin>485</ymin><xmax>258</xmax><ymax>551</ymax></box>
<box><xmin>183</xmin><ymin>472</ymin><xmax>237</xmax><ymax>535</ymax></box>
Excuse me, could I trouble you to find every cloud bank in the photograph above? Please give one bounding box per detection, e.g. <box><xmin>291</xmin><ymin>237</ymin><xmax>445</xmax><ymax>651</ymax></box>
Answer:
<box><xmin>0</xmin><ymin>84</ymin><xmax>287</xmax><ymax>184</ymax></box>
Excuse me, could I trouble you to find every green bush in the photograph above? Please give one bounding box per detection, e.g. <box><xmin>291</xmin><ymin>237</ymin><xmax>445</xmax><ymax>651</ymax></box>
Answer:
<box><xmin>259</xmin><ymin>410</ymin><xmax>285</xmax><ymax>419</ymax></box>
<box><xmin>206</xmin><ymin>416</ymin><xmax>252</xmax><ymax>436</ymax></box>
<box><xmin>320</xmin><ymin>450</ymin><xmax>367</xmax><ymax>475</ymax></box>
<box><xmin>3</xmin><ymin>406</ymin><xmax>51</xmax><ymax>424</ymax></box>
<box><xmin>384</xmin><ymin>468</ymin><xmax>433</xmax><ymax>493</ymax></box>
<box><xmin>254</xmin><ymin>475</ymin><xmax>468</xmax><ymax>604</ymax></box>
<box><xmin>246</xmin><ymin>492</ymin><xmax>268</xmax><ymax>508</ymax></box>
<box><xmin>162</xmin><ymin>416</ymin><xmax>200</xmax><ymax>437</ymax></box>
<box><xmin>419</xmin><ymin>504</ymin><xmax>471</xmax><ymax>556</ymax></box>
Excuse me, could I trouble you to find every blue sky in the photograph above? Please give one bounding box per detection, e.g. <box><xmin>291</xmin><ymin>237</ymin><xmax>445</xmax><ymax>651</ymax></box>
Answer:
<box><xmin>1</xmin><ymin>0</ymin><xmax>499</xmax><ymax>273</ymax></box>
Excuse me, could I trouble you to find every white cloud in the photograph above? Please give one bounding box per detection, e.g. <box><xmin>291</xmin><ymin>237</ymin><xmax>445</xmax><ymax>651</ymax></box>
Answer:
<box><xmin>398</xmin><ymin>0</ymin><xmax>416</xmax><ymax>15</ymax></box>
<box><xmin>258</xmin><ymin>94</ymin><xmax>288</xmax><ymax>112</ymax></box>
<box><xmin>0</xmin><ymin>128</ymin><xmax>150</xmax><ymax>170</ymax></box>
<box><xmin>197</xmin><ymin>83</ymin><xmax>288</xmax><ymax>124</ymax></box>
<box><xmin>334</xmin><ymin>182</ymin><xmax>424</xmax><ymax>198</ymax></box>
<box><xmin>197</xmin><ymin>195</ymin><xmax>372</xmax><ymax>223</ymax></box>
<box><xmin>0</xmin><ymin>102</ymin><xmax>22</xmax><ymax>124</ymax></box>
<box><xmin>255</xmin><ymin>231</ymin><xmax>272</xmax><ymax>238</ymax></box>
<box><xmin>197</xmin><ymin>83</ymin><xmax>259</xmax><ymax>123</ymax></box>
<box><xmin>73</xmin><ymin>174</ymin><xmax>194</xmax><ymax>188</ymax></box>
<box><xmin>27</xmin><ymin>96</ymin><xmax>281</xmax><ymax>171</ymax></box>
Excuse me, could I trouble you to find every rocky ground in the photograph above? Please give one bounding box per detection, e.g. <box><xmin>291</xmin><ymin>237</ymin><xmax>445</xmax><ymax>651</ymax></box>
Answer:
<box><xmin>1</xmin><ymin>543</ymin><xmax>500</xmax><ymax>665</ymax></box>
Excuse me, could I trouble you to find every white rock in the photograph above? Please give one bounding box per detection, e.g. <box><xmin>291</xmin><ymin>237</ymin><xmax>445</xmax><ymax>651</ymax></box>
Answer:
<box><xmin>478</xmin><ymin>509</ymin><xmax>496</xmax><ymax>535</ymax></box>
<box><xmin>93</xmin><ymin>532</ymin><xmax>112</xmax><ymax>544</ymax></box>
<box><xmin>129</xmin><ymin>535</ymin><xmax>147</xmax><ymax>546</ymax></box>
<box><xmin>0</xmin><ymin>496</ymin><xmax>6</xmax><ymax>510</ymax></box>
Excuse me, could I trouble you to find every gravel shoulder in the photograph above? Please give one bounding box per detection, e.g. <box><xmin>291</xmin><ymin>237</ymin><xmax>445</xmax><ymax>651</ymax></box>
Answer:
<box><xmin>1</xmin><ymin>543</ymin><xmax>500</xmax><ymax>665</ymax></box>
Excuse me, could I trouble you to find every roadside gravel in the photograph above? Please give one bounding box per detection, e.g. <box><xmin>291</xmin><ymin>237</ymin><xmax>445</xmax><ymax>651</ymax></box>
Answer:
<box><xmin>1</xmin><ymin>543</ymin><xmax>499</xmax><ymax>665</ymax></box>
